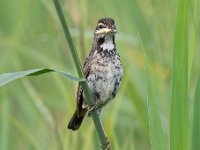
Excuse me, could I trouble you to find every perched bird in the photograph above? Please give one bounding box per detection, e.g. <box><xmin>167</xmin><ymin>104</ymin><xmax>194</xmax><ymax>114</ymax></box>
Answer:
<box><xmin>68</xmin><ymin>18</ymin><xmax>123</xmax><ymax>130</ymax></box>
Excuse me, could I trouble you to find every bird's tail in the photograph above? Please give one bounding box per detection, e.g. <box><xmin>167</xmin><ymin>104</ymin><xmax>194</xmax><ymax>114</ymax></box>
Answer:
<box><xmin>67</xmin><ymin>110</ymin><xmax>85</xmax><ymax>130</ymax></box>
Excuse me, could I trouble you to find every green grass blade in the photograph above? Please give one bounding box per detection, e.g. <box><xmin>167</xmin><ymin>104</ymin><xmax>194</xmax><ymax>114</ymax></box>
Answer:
<box><xmin>0</xmin><ymin>68</ymin><xmax>84</xmax><ymax>87</ymax></box>
<box><xmin>170</xmin><ymin>0</ymin><xmax>189</xmax><ymax>149</ymax></box>
<box><xmin>192</xmin><ymin>74</ymin><xmax>200</xmax><ymax>150</ymax></box>
<box><xmin>145</xmin><ymin>62</ymin><xmax>167</xmax><ymax>150</ymax></box>
<box><xmin>143</xmin><ymin>47</ymin><xmax>166</xmax><ymax>150</ymax></box>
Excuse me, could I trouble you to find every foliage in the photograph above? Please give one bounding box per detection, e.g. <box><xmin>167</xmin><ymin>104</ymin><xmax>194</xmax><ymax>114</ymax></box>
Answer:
<box><xmin>0</xmin><ymin>0</ymin><xmax>199</xmax><ymax>149</ymax></box>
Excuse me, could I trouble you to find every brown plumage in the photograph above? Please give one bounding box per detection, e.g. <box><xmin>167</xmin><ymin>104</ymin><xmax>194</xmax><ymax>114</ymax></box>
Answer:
<box><xmin>68</xmin><ymin>18</ymin><xmax>123</xmax><ymax>130</ymax></box>
<box><xmin>67</xmin><ymin>56</ymin><xmax>92</xmax><ymax>130</ymax></box>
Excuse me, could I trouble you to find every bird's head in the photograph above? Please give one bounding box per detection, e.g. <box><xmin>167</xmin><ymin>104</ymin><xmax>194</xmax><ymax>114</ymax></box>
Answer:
<box><xmin>95</xmin><ymin>18</ymin><xmax>117</xmax><ymax>37</ymax></box>
<box><xmin>94</xmin><ymin>18</ymin><xmax>117</xmax><ymax>48</ymax></box>
<box><xmin>95</xmin><ymin>18</ymin><xmax>117</xmax><ymax>36</ymax></box>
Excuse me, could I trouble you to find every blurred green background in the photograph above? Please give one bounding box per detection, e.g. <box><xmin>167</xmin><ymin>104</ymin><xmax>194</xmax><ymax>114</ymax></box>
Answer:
<box><xmin>0</xmin><ymin>0</ymin><xmax>199</xmax><ymax>150</ymax></box>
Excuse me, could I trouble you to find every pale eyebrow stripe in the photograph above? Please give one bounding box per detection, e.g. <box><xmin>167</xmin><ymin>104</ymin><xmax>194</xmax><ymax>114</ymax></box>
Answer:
<box><xmin>97</xmin><ymin>23</ymin><xmax>105</xmax><ymax>26</ymax></box>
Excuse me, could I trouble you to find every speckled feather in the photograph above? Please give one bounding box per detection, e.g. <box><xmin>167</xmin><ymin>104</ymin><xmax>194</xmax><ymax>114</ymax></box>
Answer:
<box><xmin>68</xmin><ymin>18</ymin><xmax>123</xmax><ymax>130</ymax></box>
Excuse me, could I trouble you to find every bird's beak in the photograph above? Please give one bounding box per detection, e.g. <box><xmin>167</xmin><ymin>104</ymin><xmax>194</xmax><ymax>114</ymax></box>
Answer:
<box><xmin>111</xmin><ymin>29</ymin><xmax>117</xmax><ymax>34</ymax></box>
<box><xmin>95</xmin><ymin>28</ymin><xmax>117</xmax><ymax>35</ymax></box>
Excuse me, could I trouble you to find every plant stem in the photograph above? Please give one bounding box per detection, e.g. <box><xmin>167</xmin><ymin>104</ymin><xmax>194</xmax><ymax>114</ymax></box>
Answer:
<box><xmin>170</xmin><ymin>0</ymin><xmax>189</xmax><ymax>149</ymax></box>
<box><xmin>53</xmin><ymin>0</ymin><xmax>110</xmax><ymax>149</ymax></box>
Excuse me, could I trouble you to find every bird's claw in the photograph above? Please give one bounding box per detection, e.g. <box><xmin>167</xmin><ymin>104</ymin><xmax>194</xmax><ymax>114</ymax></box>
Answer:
<box><xmin>89</xmin><ymin>101</ymin><xmax>98</xmax><ymax>112</ymax></box>
<box><xmin>82</xmin><ymin>103</ymin><xmax>89</xmax><ymax>109</ymax></box>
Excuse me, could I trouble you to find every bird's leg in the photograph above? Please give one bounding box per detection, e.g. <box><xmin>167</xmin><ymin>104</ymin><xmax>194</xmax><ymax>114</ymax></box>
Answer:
<box><xmin>82</xmin><ymin>103</ymin><xmax>89</xmax><ymax>109</ymax></box>
<box><xmin>89</xmin><ymin>100</ymin><xmax>103</xmax><ymax>113</ymax></box>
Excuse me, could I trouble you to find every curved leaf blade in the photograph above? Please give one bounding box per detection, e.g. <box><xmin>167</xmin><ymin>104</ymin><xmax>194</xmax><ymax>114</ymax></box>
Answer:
<box><xmin>0</xmin><ymin>68</ymin><xmax>84</xmax><ymax>87</ymax></box>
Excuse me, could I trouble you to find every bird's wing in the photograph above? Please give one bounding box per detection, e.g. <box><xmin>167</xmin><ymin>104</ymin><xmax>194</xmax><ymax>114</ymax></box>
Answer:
<box><xmin>76</xmin><ymin>51</ymin><xmax>94</xmax><ymax>116</ymax></box>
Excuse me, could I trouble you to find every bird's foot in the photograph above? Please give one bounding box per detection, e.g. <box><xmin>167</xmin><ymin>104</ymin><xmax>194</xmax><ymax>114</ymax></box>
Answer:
<box><xmin>89</xmin><ymin>101</ymin><xmax>98</xmax><ymax>112</ymax></box>
<box><xmin>88</xmin><ymin>101</ymin><xmax>103</xmax><ymax>116</ymax></box>
<box><xmin>82</xmin><ymin>103</ymin><xmax>89</xmax><ymax>109</ymax></box>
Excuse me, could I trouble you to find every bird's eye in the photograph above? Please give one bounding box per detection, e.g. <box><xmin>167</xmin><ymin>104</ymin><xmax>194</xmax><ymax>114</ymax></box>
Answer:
<box><xmin>98</xmin><ymin>24</ymin><xmax>105</xmax><ymax>29</ymax></box>
<box><xmin>98</xmin><ymin>23</ymin><xmax>105</xmax><ymax>29</ymax></box>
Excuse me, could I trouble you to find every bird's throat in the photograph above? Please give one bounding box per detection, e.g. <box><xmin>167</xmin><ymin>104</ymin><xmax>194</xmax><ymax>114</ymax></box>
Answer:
<box><xmin>100</xmin><ymin>34</ymin><xmax>115</xmax><ymax>51</ymax></box>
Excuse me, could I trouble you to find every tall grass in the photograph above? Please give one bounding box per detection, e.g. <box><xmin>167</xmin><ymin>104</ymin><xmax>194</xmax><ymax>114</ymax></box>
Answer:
<box><xmin>143</xmin><ymin>45</ymin><xmax>167</xmax><ymax>150</ymax></box>
<box><xmin>170</xmin><ymin>0</ymin><xmax>189</xmax><ymax>149</ymax></box>
<box><xmin>0</xmin><ymin>0</ymin><xmax>199</xmax><ymax>149</ymax></box>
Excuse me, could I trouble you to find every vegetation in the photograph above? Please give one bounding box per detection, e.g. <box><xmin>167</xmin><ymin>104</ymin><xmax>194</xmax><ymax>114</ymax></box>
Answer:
<box><xmin>0</xmin><ymin>0</ymin><xmax>199</xmax><ymax>149</ymax></box>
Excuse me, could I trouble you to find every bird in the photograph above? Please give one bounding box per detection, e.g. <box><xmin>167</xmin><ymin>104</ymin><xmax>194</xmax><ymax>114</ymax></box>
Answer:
<box><xmin>68</xmin><ymin>18</ymin><xmax>123</xmax><ymax>130</ymax></box>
